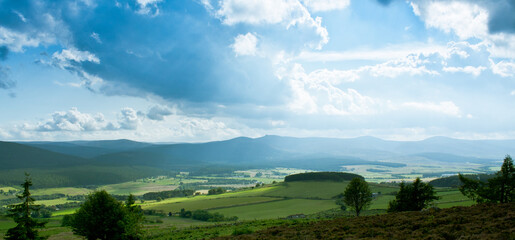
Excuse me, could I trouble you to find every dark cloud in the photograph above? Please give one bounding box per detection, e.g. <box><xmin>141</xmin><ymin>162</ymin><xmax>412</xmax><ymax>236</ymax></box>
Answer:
<box><xmin>0</xmin><ymin>0</ymin><xmax>289</xmax><ymax>105</ymax></box>
<box><xmin>147</xmin><ymin>106</ymin><xmax>173</xmax><ymax>121</ymax></box>
<box><xmin>0</xmin><ymin>46</ymin><xmax>8</xmax><ymax>61</ymax></box>
<box><xmin>376</xmin><ymin>0</ymin><xmax>395</xmax><ymax>6</ymax></box>
<box><xmin>487</xmin><ymin>0</ymin><xmax>515</xmax><ymax>34</ymax></box>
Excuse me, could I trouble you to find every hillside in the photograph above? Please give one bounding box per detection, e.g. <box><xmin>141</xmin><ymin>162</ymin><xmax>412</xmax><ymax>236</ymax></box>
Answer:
<box><xmin>0</xmin><ymin>141</ymin><xmax>87</xmax><ymax>169</ymax></box>
<box><xmin>219</xmin><ymin>203</ymin><xmax>514</xmax><ymax>240</ymax></box>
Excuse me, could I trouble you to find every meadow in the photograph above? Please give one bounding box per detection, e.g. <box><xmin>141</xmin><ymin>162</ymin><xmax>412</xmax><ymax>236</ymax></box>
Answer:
<box><xmin>0</xmin><ymin>170</ymin><xmax>476</xmax><ymax>240</ymax></box>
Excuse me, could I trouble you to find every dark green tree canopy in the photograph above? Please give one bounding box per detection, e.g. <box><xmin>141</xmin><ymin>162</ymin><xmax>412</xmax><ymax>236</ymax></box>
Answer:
<box><xmin>70</xmin><ymin>190</ymin><xmax>143</xmax><ymax>240</ymax></box>
<box><xmin>5</xmin><ymin>173</ymin><xmax>47</xmax><ymax>240</ymax></box>
<box><xmin>388</xmin><ymin>178</ymin><xmax>439</xmax><ymax>212</ymax></box>
<box><xmin>342</xmin><ymin>177</ymin><xmax>373</xmax><ymax>216</ymax></box>
<box><xmin>459</xmin><ymin>155</ymin><xmax>514</xmax><ymax>203</ymax></box>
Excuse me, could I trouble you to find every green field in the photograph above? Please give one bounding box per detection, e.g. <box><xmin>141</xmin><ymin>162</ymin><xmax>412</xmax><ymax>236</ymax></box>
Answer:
<box><xmin>209</xmin><ymin>199</ymin><xmax>337</xmax><ymax>220</ymax></box>
<box><xmin>147</xmin><ymin>196</ymin><xmax>282</xmax><ymax>213</ymax></box>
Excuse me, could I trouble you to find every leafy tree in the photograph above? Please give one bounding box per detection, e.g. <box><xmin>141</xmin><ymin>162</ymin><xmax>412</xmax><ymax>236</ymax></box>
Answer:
<box><xmin>342</xmin><ymin>177</ymin><xmax>372</xmax><ymax>216</ymax></box>
<box><xmin>208</xmin><ymin>187</ymin><xmax>226</xmax><ymax>195</ymax></box>
<box><xmin>70</xmin><ymin>190</ymin><xmax>143</xmax><ymax>240</ymax></box>
<box><xmin>459</xmin><ymin>155</ymin><xmax>514</xmax><ymax>203</ymax></box>
<box><xmin>5</xmin><ymin>173</ymin><xmax>47</xmax><ymax>240</ymax></box>
<box><xmin>388</xmin><ymin>178</ymin><xmax>439</xmax><ymax>212</ymax></box>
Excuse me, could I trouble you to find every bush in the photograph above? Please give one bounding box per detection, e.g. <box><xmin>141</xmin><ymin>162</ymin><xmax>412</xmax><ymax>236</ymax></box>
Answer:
<box><xmin>232</xmin><ymin>227</ymin><xmax>253</xmax><ymax>236</ymax></box>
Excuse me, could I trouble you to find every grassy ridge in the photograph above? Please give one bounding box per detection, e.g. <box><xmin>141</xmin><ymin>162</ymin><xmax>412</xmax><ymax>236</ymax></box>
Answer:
<box><xmin>218</xmin><ymin>203</ymin><xmax>515</xmax><ymax>240</ymax></box>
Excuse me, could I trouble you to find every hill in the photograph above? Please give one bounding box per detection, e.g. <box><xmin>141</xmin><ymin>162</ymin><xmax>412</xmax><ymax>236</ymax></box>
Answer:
<box><xmin>0</xmin><ymin>141</ymin><xmax>87</xmax><ymax>169</ymax></box>
<box><xmin>284</xmin><ymin>172</ymin><xmax>363</xmax><ymax>182</ymax></box>
<box><xmin>429</xmin><ymin>173</ymin><xmax>496</xmax><ymax>187</ymax></box>
<box><xmin>218</xmin><ymin>203</ymin><xmax>514</xmax><ymax>240</ymax></box>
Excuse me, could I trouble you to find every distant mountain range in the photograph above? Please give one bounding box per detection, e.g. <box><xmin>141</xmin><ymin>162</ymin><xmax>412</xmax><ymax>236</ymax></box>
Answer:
<box><xmin>5</xmin><ymin>135</ymin><xmax>515</xmax><ymax>170</ymax></box>
<box><xmin>1</xmin><ymin>135</ymin><xmax>514</xmax><ymax>187</ymax></box>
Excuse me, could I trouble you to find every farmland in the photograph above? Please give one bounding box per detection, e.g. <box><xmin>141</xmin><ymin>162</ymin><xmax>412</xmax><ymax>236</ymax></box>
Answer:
<box><xmin>0</xmin><ymin>169</ymin><xmax>485</xmax><ymax>239</ymax></box>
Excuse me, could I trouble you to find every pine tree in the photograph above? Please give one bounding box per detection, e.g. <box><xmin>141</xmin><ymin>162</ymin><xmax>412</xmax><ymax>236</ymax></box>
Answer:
<box><xmin>5</xmin><ymin>173</ymin><xmax>47</xmax><ymax>240</ymax></box>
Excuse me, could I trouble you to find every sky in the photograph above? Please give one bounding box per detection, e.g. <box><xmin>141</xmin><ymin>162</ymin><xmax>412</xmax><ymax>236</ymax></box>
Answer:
<box><xmin>0</xmin><ymin>0</ymin><xmax>514</xmax><ymax>142</ymax></box>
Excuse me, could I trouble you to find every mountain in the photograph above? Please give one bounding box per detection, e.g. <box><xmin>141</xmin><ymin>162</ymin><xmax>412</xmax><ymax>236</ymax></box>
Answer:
<box><xmin>22</xmin><ymin>139</ymin><xmax>153</xmax><ymax>158</ymax></box>
<box><xmin>0</xmin><ymin>141</ymin><xmax>87</xmax><ymax>169</ymax></box>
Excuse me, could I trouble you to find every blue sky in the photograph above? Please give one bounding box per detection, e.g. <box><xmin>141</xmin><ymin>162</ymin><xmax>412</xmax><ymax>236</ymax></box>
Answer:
<box><xmin>0</xmin><ymin>0</ymin><xmax>514</xmax><ymax>142</ymax></box>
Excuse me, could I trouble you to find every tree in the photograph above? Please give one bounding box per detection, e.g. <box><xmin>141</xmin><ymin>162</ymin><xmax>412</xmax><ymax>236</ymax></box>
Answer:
<box><xmin>5</xmin><ymin>173</ymin><xmax>47</xmax><ymax>240</ymax></box>
<box><xmin>342</xmin><ymin>177</ymin><xmax>372</xmax><ymax>216</ymax></box>
<box><xmin>387</xmin><ymin>178</ymin><xmax>439</xmax><ymax>212</ymax></box>
<box><xmin>459</xmin><ymin>155</ymin><xmax>514</xmax><ymax>203</ymax></box>
<box><xmin>70</xmin><ymin>190</ymin><xmax>143</xmax><ymax>240</ymax></box>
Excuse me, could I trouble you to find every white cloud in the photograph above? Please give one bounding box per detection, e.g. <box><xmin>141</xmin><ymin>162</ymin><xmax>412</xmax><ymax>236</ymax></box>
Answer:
<box><xmin>442</xmin><ymin>65</ymin><xmax>486</xmax><ymax>77</ymax></box>
<box><xmin>118</xmin><ymin>107</ymin><xmax>142</xmax><ymax>130</ymax></box>
<box><xmin>90</xmin><ymin>32</ymin><xmax>102</xmax><ymax>43</ymax></box>
<box><xmin>412</xmin><ymin>1</ymin><xmax>488</xmax><ymax>40</ymax></box>
<box><xmin>52</xmin><ymin>48</ymin><xmax>100</xmax><ymax>66</ymax></box>
<box><xmin>511</xmin><ymin>90</ymin><xmax>515</xmax><ymax>96</ymax></box>
<box><xmin>284</xmin><ymin>64</ymin><xmax>382</xmax><ymax>115</ymax></box>
<box><xmin>0</xmin><ymin>26</ymin><xmax>55</xmax><ymax>52</ymax></box>
<box><xmin>33</xmin><ymin>108</ymin><xmax>107</xmax><ymax>132</ymax></box>
<box><xmin>412</xmin><ymin>1</ymin><xmax>515</xmax><ymax>58</ymax></box>
<box><xmin>489</xmin><ymin>59</ymin><xmax>515</xmax><ymax>77</ymax></box>
<box><xmin>301</xmin><ymin>0</ymin><xmax>350</xmax><ymax>12</ymax></box>
<box><xmin>136</xmin><ymin>0</ymin><xmax>162</xmax><ymax>16</ymax></box>
<box><xmin>215</xmin><ymin>0</ymin><xmax>328</xmax><ymax>49</ymax></box>
<box><xmin>402</xmin><ymin>101</ymin><xmax>461</xmax><ymax>117</ymax></box>
<box><xmin>231</xmin><ymin>33</ymin><xmax>259</xmax><ymax>56</ymax></box>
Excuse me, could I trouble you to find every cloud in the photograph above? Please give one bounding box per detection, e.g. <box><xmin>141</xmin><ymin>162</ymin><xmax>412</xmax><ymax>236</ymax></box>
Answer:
<box><xmin>402</xmin><ymin>101</ymin><xmax>461</xmax><ymax>117</ymax></box>
<box><xmin>489</xmin><ymin>59</ymin><xmax>515</xmax><ymax>77</ymax></box>
<box><xmin>0</xmin><ymin>26</ymin><xmax>55</xmax><ymax>52</ymax></box>
<box><xmin>301</xmin><ymin>0</ymin><xmax>350</xmax><ymax>12</ymax></box>
<box><xmin>214</xmin><ymin>0</ymin><xmax>329</xmax><ymax>49</ymax></box>
<box><xmin>34</xmin><ymin>108</ymin><xmax>107</xmax><ymax>132</ymax></box>
<box><xmin>52</xmin><ymin>48</ymin><xmax>100</xmax><ymax>66</ymax></box>
<box><xmin>136</xmin><ymin>0</ymin><xmax>163</xmax><ymax>16</ymax></box>
<box><xmin>283</xmin><ymin>63</ymin><xmax>383</xmax><ymax>115</ymax></box>
<box><xmin>118</xmin><ymin>107</ymin><xmax>141</xmax><ymax>130</ymax></box>
<box><xmin>511</xmin><ymin>90</ymin><xmax>515</xmax><ymax>96</ymax></box>
<box><xmin>146</xmin><ymin>105</ymin><xmax>173</xmax><ymax>121</ymax></box>
<box><xmin>0</xmin><ymin>46</ymin><xmax>8</xmax><ymax>60</ymax></box>
<box><xmin>412</xmin><ymin>0</ymin><xmax>515</xmax><ymax>58</ymax></box>
<box><xmin>412</xmin><ymin>1</ymin><xmax>488</xmax><ymax>40</ymax></box>
<box><xmin>231</xmin><ymin>33</ymin><xmax>258</xmax><ymax>56</ymax></box>
<box><xmin>442</xmin><ymin>65</ymin><xmax>486</xmax><ymax>77</ymax></box>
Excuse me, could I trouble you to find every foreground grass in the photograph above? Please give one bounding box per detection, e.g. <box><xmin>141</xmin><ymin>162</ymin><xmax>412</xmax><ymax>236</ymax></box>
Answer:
<box><xmin>217</xmin><ymin>203</ymin><xmax>515</xmax><ymax>240</ymax></box>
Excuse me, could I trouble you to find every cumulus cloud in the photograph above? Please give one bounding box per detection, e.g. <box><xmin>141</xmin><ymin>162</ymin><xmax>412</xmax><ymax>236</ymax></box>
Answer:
<box><xmin>231</xmin><ymin>33</ymin><xmax>259</xmax><ymax>56</ymax></box>
<box><xmin>411</xmin><ymin>0</ymin><xmax>515</xmax><ymax>58</ymax></box>
<box><xmin>146</xmin><ymin>105</ymin><xmax>173</xmax><ymax>121</ymax></box>
<box><xmin>34</xmin><ymin>108</ymin><xmax>107</xmax><ymax>132</ymax></box>
<box><xmin>214</xmin><ymin>0</ymin><xmax>328</xmax><ymax>49</ymax></box>
<box><xmin>412</xmin><ymin>1</ymin><xmax>488</xmax><ymax>40</ymax></box>
<box><xmin>442</xmin><ymin>65</ymin><xmax>486</xmax><ymax>77</ymax></box>
<box><xmin>283</xmin><ymin>64</ymin><xmax>382</xmax><ymax>115</ymax></box>
<box><xmin>301</xmin><ymin>0</ymin><xmax>350</xmax><ymax>12</ymax></box>
<box><xmin>402</xmin><ymin>101</ymin><xmax>462</xmax><ymax>117</ymax></box>
<box><xmin>118</xmin><ymin>107</ymin><xmax>142</xmax><ymax>130</ymax></box>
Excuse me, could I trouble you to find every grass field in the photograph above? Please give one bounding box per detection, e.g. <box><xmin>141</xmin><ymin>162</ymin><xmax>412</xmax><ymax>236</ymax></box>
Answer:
<box><xmin>31</xmin><ymin>187</ymin><xmax>91</xmax><ymax>196</ymax></box>
<box><xmin>210</xmin><ymin>199</ymin><xmax>337</xmax><ymax>220</ymax></box>
<box><xmin>147</xmin><ymin>196</ymin><xmax>282</xmax><ymax>213</ymax></box>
